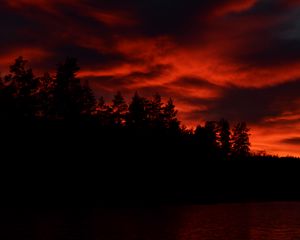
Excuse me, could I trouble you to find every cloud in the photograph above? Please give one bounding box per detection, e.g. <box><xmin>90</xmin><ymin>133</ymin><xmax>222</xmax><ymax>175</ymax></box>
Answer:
<box><xmin>172</xmin><ymin>77</ymin><xmax>220</xmax><ymax>89</ymax></box>
<box><xmin>2</xmin><ymin>0</ymin><xmax>300</xmax><ymax>156</ymax></box>
<box><xmin>281</xmin><ymin>137</ymin><xmax>300</xmax><ymax>145</ymax></box>
<box><xmin>212</xmin><ymin>0</ymin><xmax>258</xmax><ymax>16</ymax></box>
<box><xmin>197</xmin><ymin>79</ymin><xmax>300</xmax><ymax>123</ymax></box>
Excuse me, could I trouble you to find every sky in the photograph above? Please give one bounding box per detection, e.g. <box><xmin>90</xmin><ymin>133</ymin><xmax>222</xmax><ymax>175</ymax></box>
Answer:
<box><xmin>1</xmin><ymin>0</ymin><xmax>300</xmax><ymax>156</ymax></box>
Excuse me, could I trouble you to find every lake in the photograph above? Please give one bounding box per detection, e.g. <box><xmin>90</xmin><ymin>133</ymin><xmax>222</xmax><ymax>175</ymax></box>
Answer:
<box><xmin>1</xmin><ymin>202</ymin><xmax>300</xmax><ymax>240</ymax></box>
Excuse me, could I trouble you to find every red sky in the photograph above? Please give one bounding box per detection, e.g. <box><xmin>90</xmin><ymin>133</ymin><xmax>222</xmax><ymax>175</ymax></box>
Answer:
<box><xmin>1</xmin><ymin>0</ymin><xmax>300</xmax><ymax>156</ymax></box>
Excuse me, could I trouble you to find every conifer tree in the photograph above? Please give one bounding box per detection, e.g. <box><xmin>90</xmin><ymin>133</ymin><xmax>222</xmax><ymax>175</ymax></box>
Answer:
<box><xmin>7</xmin><ymin>56</ymin><xmax>38</xmax><ymax>118</ymax></box>
<box><xmin>149</xmin><ymin>93</ymin><xmax>164</xmax><ymax>129</ymax></box>
<box><xmin>95</xmin><ymin>96</ymin><xmax>112</xmax><ymax>126</ymax></box>
<box><xmin>37</xmin><ymin>72</ymin><xmax>55</xmax><ymax>119</ymax></box>
<box><xmin>112</xmin><ymin>91</ymin><xmax>128</xmax><ymax>126</ymax></box>
<box><xmin>163</xmin><ymin>98</ymin><xmax>180</xmax><ymax>130</ymax></box>
<box><xmin>231</xmin><ymin>122</ymin><xmax>251</xmax><ymax>158</ymax></box>
<box><xmin>128</xmin><ymin>92</ymin><xmax>148</xmax><ymax>128</ymax></box>
<box><xmin>218</xmin><ymin>119</ymin><xmax>231</xmax><ymax>159</ymax></box>
<box><xmin>53</xmin><ymin>57</ymin><xmax>82</xmax><ymax>120</ymax></box>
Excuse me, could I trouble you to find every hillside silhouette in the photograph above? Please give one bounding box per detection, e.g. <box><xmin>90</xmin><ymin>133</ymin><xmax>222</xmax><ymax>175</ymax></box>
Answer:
<box><xmin>0</xmin><ymin>57</ymin><xmax>299</xmax><ymax>206</ymax></box>
<box><xmin>0</xmin><ymin>57</ymin><xmax>257</xmax><ymax>159</ymax></box>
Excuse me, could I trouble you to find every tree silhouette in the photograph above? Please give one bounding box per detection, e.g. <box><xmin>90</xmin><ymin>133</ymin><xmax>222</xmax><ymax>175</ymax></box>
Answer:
<box><xmin>231</xmin><ymin>122</ymin><xmax>251</xmax><ymax>158</ymax></box>
<box><xmin>95</xmin><ymin>96</ymin><xmax>112</xmax><ymax>127</ymax></box>
<box><xmin>193</xmin><ymin>122</ymin><xmax>219</xmax><ymax>159</ymax></box>
<box><xmin>0</xmin><ymin>56</ymin><xmax>262</xmax><ymax>161</ymax></box>
<box><xmin>80</xmin><ymin>80</ymin><xmax>96</xmax><ymax>117</ymax></box>
<box><xmin>127</xmin><ymin>92</ymin><xmax>149</xmax><ymax>128</ymax></box>
<box><xmin>5</xmin><ymin>56</ymin><xmax>38</xmax><ymax>119</ymax></box>
<box><xmin>112</xmin><ymin>91</ymin><xmax>128</xmax><ymax>127</ymax></box>
<box><xmin>37</xmin><ymin>72</ymin><xmax>55</xmax><ymax>119</ymax></box>
<box><xmin>218</xmin><ymin>119</ymin><xmax>231</xmax><ymax>160</ymax></box>
<box><xmin>53</xmin><ymin>57</ymin><xmax>83</xmax><ymax>120</ymax></box>
<box><xmin>194</xmin><ymin>125</ymin><xmax>208</xmax><ymax>149</ymax></box>
<box><xmin>149</xmin><ymin>93</ymin><xmax>164</xmax><ymax>129</ymax></box>
<box><xmin>204</xmin><ymin>121</ymin><xmax>219</xmax><ymax>158</ymax></box>
<box><xmin>163</xmin><ymin>98</ymin><xmax>180</xmax><ymax>131</ymax></box>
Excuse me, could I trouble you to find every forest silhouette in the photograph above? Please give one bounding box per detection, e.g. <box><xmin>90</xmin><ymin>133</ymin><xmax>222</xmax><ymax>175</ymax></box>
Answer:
<box><xmin>0</xmin><ymin>57</ymin><xmax>300</xmax><ymax>206</ymax></box>
<box><xmin>0</xmin><ymin>56</ymin><xmax>298</xmax><ymax>161</ymax></box>
<box><xmin>0</xmin><ymin>56</ymin><xmax>258</xmax><ymax>160</ymax></box>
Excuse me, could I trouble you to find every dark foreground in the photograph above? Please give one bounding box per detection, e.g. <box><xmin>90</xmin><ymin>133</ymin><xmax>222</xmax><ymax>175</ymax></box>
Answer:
<box><xmin>1</xmin><ymin>202</ymin><xmax>300</xmax><ymax>240</ymax></box>
<box><xmin>1</xmin><ymin>126</ymin><xmax>299</xmax><ymax>208</ymax></box>
<box><xmin>7</xmin><ymin>160</ymin><xmax>300</xmax><ymax>207</ymax></box>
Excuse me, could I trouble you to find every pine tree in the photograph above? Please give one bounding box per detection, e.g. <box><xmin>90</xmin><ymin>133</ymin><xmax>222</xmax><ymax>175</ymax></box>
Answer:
<box><xmin>149</xmin><ymin>93</ymin><xmax>164</xmax><ymax>129</ymax></box>
<box><xmin>96</xmin><ymin>96</ymin><xmax>106</xmax><ymax>113</ymax></box>
<box><xmin>95</xmin><ymin>96</ymin><xmax>112</xmax><ymax>126</ymax></box>
<box><xmin>127</xmin><ymin>92</ymin><xmax>148</xmax><ymax>128</ymax></box>
<box><xmin>163</xmin><ymin>98</ymin><xmax>180</xmax><ymax>130</ymax></box>
<box><xmin>194</xmin><ymin>121</ymin><xmax>219</xmax><ymax>159</ymax></box>
<box><xmin>204</xmin><ymin>121</ymin><xmax>219</xmax><ymax>151</ymax></box>
<box><xmin>112</xmin><ymin>91</ymin><xmax>128</xmax><ymax>126</ymax></box>
<box><xmin>37</xmin><ymin>72</ymin><xmax>55</xmax><ymax>119</ymax></box>
<box><xmin>53</xmin><ymin>57</ymin><xmax>82</xmax><ymax>120</ymax></box>
<box><xmin>80</xmin><ymin>81</ymin><xmax>96</xmax><ymax>117</ymax></box>
<box><xmin>194</xmin><ymin>125</ymin><xmax>207</xmax><ymax>147</ymax></box>
<box><xmin>218</xmin><ymin>119</ymin><xmax>231</xmax><ymax>159</ymax></box>
<box><xmin>231</xmin><ymin>122</ymin><xmax>251</xmax><ymax>158</ymax></box>
<box><xmin>7</xmin><ymin>57</ymin><xmax>38</xmax><ymax>118</ymax></box>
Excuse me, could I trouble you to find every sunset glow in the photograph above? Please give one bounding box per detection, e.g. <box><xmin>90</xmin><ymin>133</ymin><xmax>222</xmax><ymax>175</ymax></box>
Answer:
<box><xmin>1</xmin><ymin>0</ymin><xmax>300</xmax><ymax>156</ymax></box>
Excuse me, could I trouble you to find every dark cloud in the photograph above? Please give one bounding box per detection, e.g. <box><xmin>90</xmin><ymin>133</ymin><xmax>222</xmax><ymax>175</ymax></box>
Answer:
<box><xmin>0</xmin><ymin>8</ymin><xmax>45</xmax><ymax>49</ymax></box>
<box><xmin>172</xmin><ymin>77</ymin><xmax>220</xmax><ymax>89</ymax></box>
<box><xmin>236</xmin><ymin>38</ymin><xmax>300</xmax><ymax>68</ymax></box>
<box><xmin>126</xmin><ymin>64</ymin><xmax>173</xmax><ymax>80</ymax></box>
<box><xmin>53</xmin><ymin>45</ymin><xmax>136</xmax><ymax>70</ymax></box>
<box><xmin>2</xmin><ymin>0</ymin><xmax>300</xmax><ymax>155</ymax></box>
<box><xmin>200</xmin><ymin>79</ymin><xmax>300</xmax><ymax>122</ymax></box>
<box><xmin>281</xmin><ymin>137</ymin><xmax>300</xmax><ymax>145</ymax></box>
<box><xmin>86</xmin><ymin>64</ymin><xmax>173</xmax><ymax>94</ymax></box>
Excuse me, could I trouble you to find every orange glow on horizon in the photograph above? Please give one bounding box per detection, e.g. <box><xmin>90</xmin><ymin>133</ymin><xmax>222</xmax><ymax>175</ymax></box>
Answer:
<box><xmin>1</xmin><ymin>0</ymin><xmax>300</xmax><ymax>157</ymax></box>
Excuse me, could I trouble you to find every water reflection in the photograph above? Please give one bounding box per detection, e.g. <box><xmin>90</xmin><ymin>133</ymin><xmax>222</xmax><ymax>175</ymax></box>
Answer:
<box><xmin>175</xmin><ymin>203</ymin><xmax>300</xmax><ymax>240</ymax></box>
<box><xmin>1</xmin><ymin>202</ymin><xmax>300</xmax><ymax>240</ymax></box>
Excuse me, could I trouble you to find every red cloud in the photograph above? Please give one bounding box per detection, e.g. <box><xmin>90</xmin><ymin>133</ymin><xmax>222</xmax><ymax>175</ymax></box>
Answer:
<box><xmin>213</xmin><ymin>0</ymin><xmax>258</xmax><ymax>16</ymax></box>
<box><xmin>89</xmin><ymin>11</ymin><xmax>137</xmax><ymax>27</ymax></box>
<box><xmin>0</xmin><ymin>48</ymin><xmax>51</xmax><ymax>74</ymax></box>
<box><xmin>2</xmin><ymin>0</ymin><xmax>300</xmax><ymax>156</ymax></box>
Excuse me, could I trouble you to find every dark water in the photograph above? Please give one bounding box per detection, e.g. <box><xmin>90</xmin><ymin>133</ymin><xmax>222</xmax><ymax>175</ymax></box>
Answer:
<box><xmin>2</xmin><ymin>202</ymin><xmax>300</xmax><ymax>240</ymax></box>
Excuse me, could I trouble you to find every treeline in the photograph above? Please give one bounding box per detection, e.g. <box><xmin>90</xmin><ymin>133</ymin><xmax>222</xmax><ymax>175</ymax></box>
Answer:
<box><xmin>0</xmin><ymin>57</ymin><xmax>251</xmax><ymax>160</ymax></box>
